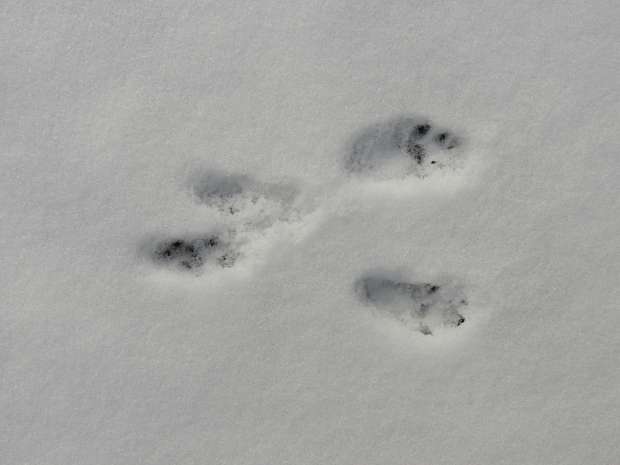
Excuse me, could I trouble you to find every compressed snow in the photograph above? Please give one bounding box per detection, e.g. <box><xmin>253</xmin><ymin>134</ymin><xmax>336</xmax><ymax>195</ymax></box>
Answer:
<box><xmin>2</xmin><ymin>1</ymin><xmax>619</xmax><ymax>464</ymax></box>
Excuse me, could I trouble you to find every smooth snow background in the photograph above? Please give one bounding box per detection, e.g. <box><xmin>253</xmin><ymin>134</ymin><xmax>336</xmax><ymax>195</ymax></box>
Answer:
<box><xmin>2</xmin><ymin>1</ymin><xmax>619</xmax><ymax>464</ymax></box>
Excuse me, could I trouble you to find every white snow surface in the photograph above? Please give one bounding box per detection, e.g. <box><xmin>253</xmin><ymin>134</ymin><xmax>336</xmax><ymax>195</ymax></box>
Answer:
<box><xmin>2</xmin><ymin>1</ymin><xmax>619</xmax><ymax>464</ymax></box>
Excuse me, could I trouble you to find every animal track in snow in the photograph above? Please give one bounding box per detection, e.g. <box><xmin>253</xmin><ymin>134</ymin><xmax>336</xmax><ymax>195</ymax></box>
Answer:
<box><xmin>190</xmin><ymin>171</ymin><xmax>301</xmax><ymax>231</ymax></box>
<box><xmin>345</xmin><ymin>115</ymin><xmax>464</xmax><ymax>180</ymax></box>
<box><xmin>355</xmin><ymin>273</ymin><xmax>467</xmax><ymax>335</ymax></box>
<box><xmin>141</xmin><ymin>171</ymin><xmax>315</xmax><ymax>277</ymax></box>
<box><xmin>147</xmin><ymin>231</ymin><xmax>240</xmax><ymax>274</ymax></box>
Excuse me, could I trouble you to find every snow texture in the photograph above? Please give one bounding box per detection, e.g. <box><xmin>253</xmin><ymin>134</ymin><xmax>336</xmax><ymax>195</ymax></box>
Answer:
<box><xmin>2</xmin><ymin>1</ymin><xmax>619</xmax><ymax>465</ymax></box>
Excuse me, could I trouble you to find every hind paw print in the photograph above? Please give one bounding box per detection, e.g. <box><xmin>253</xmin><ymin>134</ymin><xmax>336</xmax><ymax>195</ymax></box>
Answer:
<box><xmin>346</xmin><ymin>115</ymin><xmax>464</xmax><ymax>179</ymax></box>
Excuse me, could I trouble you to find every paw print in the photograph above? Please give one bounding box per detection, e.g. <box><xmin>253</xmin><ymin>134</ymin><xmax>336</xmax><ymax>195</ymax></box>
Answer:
<box><xmin>346</xmin><ymin>115</ymin><xmax>464</xmax><ymax>179</ymax></box>
<box><xmin>150</xmin><ymin>233</ymin><xmax>239</xmax><ymax>273</ymax></box>
<box><xmin>190</xmin><ymin>171</ymin><xmax>300</xmax><ymax>229</ymax></box>
<box><xmin>355</xmin><ymin>274</ymin><xmax>467</xmax><ymax>335</ymax></box>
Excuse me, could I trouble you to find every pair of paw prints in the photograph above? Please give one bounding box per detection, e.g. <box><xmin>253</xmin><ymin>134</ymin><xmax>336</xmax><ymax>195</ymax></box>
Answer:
<box><xmin>146</xmin><ymin>172</ymin><xmax>303</xmax><ymax>274</ymax></box>
<box><xmin>345</xmin><ymin>115</ymin><xmax>470</xmax><ymax>335</ymax></box>
<box><xmin>345</xmin><ymin>115</ymin><xmax>464</xmax><ymax>180</ymax></box>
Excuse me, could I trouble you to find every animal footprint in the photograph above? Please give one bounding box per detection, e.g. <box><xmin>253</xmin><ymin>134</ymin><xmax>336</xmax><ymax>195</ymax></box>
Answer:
<box><xmin>345</xmin><ymin>115</ymin><xmax>464</xmax><ymax>179</ymax></box>
<box><xmin>355</xmin><ymin>274</ymin><xmax>467</xmax><ymax>335</ymax></box>
<box><xmin>190</xmin><ymin>171</ymin><xmax>300</xmax><ymax>230</ymax></box>
<box><xmin>147</xmin><ymin>232</ymin><xmax>240</xmax><ymax>274</ymax></box>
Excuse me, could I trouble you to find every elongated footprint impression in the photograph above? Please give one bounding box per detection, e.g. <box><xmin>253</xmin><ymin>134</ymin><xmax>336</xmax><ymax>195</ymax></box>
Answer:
<box><xmin>345</xmin><ymin>115</ymin><xmax>464</xmax><ymax>180</ymax></box>
<box><xmin>355</xmin><ymin>274</ymin><xmax>468</xmax><ymax>335</ymax></box>
<box><xmin>191</xmin><ymin>171</ymin><xmax>301</xmax><ymax>230</ymax></box>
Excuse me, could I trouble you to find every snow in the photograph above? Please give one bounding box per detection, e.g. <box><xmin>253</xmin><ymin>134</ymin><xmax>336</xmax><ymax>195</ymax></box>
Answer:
<box><xmin>2</xmin><ymin>1</ymin><xmax>619</xmax><ymax>464</ymax></box>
